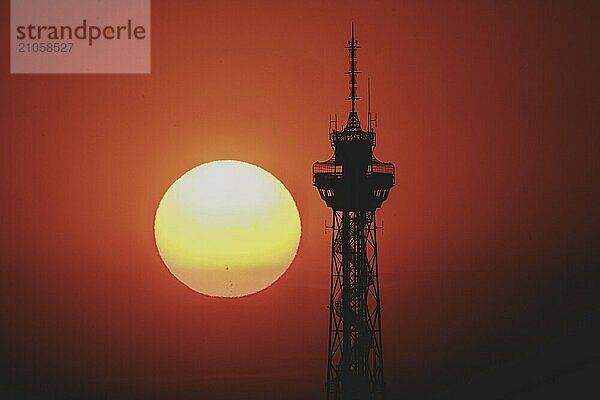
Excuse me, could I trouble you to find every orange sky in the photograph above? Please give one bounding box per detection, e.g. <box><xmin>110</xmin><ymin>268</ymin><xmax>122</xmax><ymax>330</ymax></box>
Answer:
<box><xmin>1</xmin><ymin>1</ymin><xmax>598</xmax><ymax>398</ymax></box>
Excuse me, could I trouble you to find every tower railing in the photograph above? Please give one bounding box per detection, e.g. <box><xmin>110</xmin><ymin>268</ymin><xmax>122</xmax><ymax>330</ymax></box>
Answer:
<box><xmin>330</xmin><ymin>130</ymin><xmax>375</xmax><ymax>146</ymax></box>
<box><xmin>312</xmin><ymin>161</ymin><xmax>395</xmax><ymax>185</ymax></box>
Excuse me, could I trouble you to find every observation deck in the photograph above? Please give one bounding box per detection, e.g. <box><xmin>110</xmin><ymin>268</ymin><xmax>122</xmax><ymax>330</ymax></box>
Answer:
<box><xmin>313</xmin><ymin>123</ymin><xmax>394</xmax><ymax>210</ymax></box>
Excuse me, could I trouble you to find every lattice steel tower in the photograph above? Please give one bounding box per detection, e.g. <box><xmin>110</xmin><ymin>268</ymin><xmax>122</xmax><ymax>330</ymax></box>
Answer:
<box><xmin>313</xmin><ymin>24</ymin><xmax>395</xmax><ymax>400</ymax></box>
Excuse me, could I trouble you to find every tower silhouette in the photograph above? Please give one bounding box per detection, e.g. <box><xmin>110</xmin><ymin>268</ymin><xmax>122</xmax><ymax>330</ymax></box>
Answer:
<box><xmin>313</xmin><ymin>24</ymin><xmax>394</xmax><ymax>400</ymax></box>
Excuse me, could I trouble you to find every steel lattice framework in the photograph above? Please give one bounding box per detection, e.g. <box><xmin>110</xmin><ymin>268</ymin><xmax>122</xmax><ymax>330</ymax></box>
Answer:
<box><xmin>327</xmin><ymin>210</ymin><xmax>384</xmax><ymax>399</ymax></box>
<box><xmin>313</xmin><ymin>23</ymin><xmax>394</xmax><ymax>400</ymax></box>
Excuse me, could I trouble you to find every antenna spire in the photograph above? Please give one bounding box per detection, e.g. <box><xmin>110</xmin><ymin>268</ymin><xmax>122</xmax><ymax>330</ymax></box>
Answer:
<box><xmin>347</xmin><ymin>22</ymin><xmax>361</xmax><ymax>112</ymax></box>
<box><xmin>345</xmin><ymin>22</ymin><xmax>362</xmax><ymax>131</ymax></box>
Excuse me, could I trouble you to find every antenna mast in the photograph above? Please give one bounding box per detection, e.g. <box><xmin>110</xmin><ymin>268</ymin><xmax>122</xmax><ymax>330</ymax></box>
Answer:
<box><xmin>368</xmin><ymin>77</ymin><xmax>372</xmax><ymax>132</ymax></box>
<box><xmin>368</xmin><ymin>77</ymin><xmax>377</xmax><ymax>133</ymax></box>
<box><xmin>346</xmin><ymin>22</ymin><xmax>361</xmax><ymax>113</ymax></box>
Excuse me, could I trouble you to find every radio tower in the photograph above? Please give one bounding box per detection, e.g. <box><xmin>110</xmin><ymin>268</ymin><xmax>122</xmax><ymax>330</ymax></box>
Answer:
<box><xmin>313</xmin><ymin>23</ymin><xmax>395</xmax><ymax>400</ymax></box>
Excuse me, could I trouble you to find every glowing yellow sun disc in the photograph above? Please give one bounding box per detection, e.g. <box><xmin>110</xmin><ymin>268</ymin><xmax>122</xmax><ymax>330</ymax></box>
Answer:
<box><xmin>154</xmin><ymin>160</ymin><xmax>301</xmax><ymax>297</ymax></box>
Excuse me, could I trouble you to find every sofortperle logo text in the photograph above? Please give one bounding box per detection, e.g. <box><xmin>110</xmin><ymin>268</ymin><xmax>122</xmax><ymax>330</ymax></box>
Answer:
<box><xmin>11</xmin><ymin>0</ymin><xmax>150</xmax><ymax>74</ymax></box>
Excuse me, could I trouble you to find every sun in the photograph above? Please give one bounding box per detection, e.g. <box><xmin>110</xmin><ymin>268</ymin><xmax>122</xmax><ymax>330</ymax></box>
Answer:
<box><xmin>154</xmin><ymin>160</ymin><xmax>301</xmax><ymax>297</ymax></box>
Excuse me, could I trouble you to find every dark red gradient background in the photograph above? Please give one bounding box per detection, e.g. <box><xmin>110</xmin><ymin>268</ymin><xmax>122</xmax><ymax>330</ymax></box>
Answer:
<box><xmin>1</xmin><ymin>1</ymin><xmax>598</xmax><ymax>399</ymax></box>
